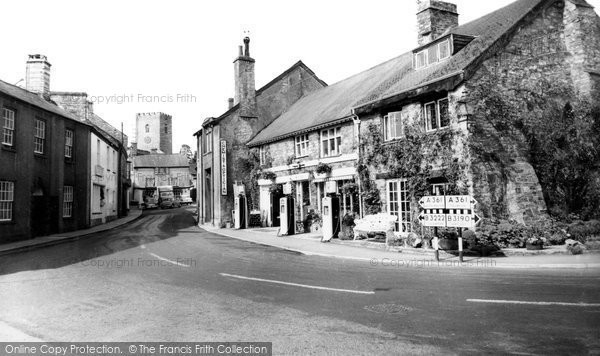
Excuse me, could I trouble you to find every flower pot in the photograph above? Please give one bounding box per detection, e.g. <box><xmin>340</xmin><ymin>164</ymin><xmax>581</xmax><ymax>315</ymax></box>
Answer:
<box><xmin>526</xmin><ymin>242</ymin><xmax>543</xmax><ymax>250</ymax></box>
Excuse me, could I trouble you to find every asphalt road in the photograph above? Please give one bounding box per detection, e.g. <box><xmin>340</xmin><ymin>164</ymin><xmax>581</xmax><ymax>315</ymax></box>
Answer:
<box><xmin>0</xmin><ymin>207</ymin><xmax>599</xmax><ymax>355</ymax></box>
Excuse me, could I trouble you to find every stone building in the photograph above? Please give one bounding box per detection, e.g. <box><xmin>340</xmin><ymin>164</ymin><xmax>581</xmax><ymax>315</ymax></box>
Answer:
<box><xmin>194</xmin><ymin>37</ymin><xmax>327</xmax><ymax>227</ymax></box>
<box><xmin>247</xmin><ymin>0</ymin><xmax>600</xmax><ymax>235</ymax></box>
<box><xmin>0</xmin><ymin>56</ymin><xmax>91</xmax><ymax>242</ymax></box>
<box><xmin>135</xmin><ymin>112</ymin><xmax>173</xmax><ymax>154</ymax></box>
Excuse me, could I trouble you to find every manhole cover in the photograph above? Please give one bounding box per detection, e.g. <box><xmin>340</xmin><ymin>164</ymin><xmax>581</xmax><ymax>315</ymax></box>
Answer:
<box><xmin>364</xmin><ymin>303</ymin><xmax>414</xmax><ymax>315</ymax></box>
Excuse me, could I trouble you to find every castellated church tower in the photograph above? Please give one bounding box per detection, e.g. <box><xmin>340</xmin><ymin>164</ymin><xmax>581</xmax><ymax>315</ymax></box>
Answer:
<box><xmin>135</xmin><ymin>112</ymin><xmax>173</xmax><ymax>154</ymax></box>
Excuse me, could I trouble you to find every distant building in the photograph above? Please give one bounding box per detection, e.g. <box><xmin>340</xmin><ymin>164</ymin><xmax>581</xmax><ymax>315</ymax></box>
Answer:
<box><xmin>131</xmin><ymin>154</ymin><xmax>193</xmax><ymax>204</ymax></box>
<box><xmin>0</xmin><ymin>56</ymin><xmax>91</xmax><ymax>242</ymax></box>
<box><xmin>193</xmin><ymin>37</ymin><xmax>327</xmax><ymax>227</ymax></box>
<box><xmin>135</xmin><ymin>112</ymin><xmax>172</xmax><ymax>154</ymax></box>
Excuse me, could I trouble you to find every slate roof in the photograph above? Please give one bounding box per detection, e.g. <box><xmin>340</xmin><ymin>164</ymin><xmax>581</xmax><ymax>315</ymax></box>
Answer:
<box><xmin>248</xmin><ymin>0</ymin><xmax>546</xmax><ymax>147</ymax></box>
<box><xmin>133</xmin><ymin>154</ymin><xmax>190</xmax><ymax>168</ymax></box>
<box><xmin>196</xmin><ymin>60</ymin><xmax>327</xmax><ymax>133</ymax></box>
<box><xmin>0</xmin><ymin>79</ymin><xmax>89</xmax><ymax>125</ymax></box>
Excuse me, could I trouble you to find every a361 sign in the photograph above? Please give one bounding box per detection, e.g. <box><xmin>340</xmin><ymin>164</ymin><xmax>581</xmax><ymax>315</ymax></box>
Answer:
<box><xmin>418</xmin><ymin>195</ymin><xmax>481</xmax><ymax>228</ymax></box>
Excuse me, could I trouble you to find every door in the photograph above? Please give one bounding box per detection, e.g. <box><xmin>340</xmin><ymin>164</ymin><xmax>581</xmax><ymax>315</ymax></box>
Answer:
<box><xmin>204</xmin><ymin>169</ymin><xmax>212</xmax><ymax>223</ymax></box>
<box><xmin>387</xmin><ymin>179</ymin><xmax>411</xmax><ymax>234</ymax></box>
<box><xmin>270</xmin><ymin>189</ymin><xmax>283</xmax><ymax>227</ymax></box>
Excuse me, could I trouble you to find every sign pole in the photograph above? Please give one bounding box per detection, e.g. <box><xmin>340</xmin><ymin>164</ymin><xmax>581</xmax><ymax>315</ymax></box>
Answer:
<box><xmin>458</xmin><ymin>227</ymin><xmax>464</xmax><ymax>263</ymax></box>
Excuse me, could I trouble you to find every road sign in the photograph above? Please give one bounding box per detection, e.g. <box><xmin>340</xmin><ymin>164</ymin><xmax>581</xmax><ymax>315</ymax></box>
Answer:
<box><xmin>445</xmin><ymin>195</ymin><xmax>478</xmax><ymax>209</ymax></box>
<box><xmin>445</xmin><ymin>213</ymin><xmax>480</xmax><ymax>228</ymax></box>
<box><xmin>419</xmin><ymin>196</ymin><xmax>446</xmax><ymax>209</ymax></box>
<box><xmin>418</xmin><ymin>212</ymin><xmax>447</xmax><ymax>227</ymax></box>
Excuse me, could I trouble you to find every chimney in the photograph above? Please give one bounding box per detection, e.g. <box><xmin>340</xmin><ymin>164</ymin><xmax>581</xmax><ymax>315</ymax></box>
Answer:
<box><xmin>417</xmin><ymin>0</ymin><xmax>459</xmax><ymax>46</ymax></box>
<box><xmin>228</xmin><ymin>98</ymin><xmax>234</xmax><ymax>109</ymax></box>
<box><xmin>233</xmin><ymin>36</ymin><xmax>257</xmax><ymax>117</ymax></box>
<box><xmin>26</xmin><ymin>54</ymin><xmax>52</xmax><ymax>98</ymax></box>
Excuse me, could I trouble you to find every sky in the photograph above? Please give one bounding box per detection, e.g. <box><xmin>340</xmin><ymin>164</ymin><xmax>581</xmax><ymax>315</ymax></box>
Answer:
<box><xmin>1</xmin><ymin>0</ymin><xmax>599</xmax><ymax>152</ymax></box>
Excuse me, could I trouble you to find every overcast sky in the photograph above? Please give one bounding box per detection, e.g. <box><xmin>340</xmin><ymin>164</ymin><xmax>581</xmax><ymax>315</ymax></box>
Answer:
<box><xmin>1</xmin><ymin>0</ymin><xmax>599</xmax><ymax>152</ymax></box>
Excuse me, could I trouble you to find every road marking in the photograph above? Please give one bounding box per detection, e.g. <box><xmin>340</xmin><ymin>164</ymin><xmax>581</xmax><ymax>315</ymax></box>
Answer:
<box><xmin>467</xmin><ymin>299</ymin><xmax>600</xmax><ymax>307</ymax></box>
<box><xmin>148</xmin><ymin>253</ymin><xmax>190</xmax><ymax>267</ymax></box>
<box><xmin>220</xmin><ymin>273</ymin><xmax>375</xmax><ymax>295</ymax></box>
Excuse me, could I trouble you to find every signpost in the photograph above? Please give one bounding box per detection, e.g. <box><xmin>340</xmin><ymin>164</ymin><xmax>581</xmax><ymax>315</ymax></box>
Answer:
<box><xmin>418</xmin><ymin>195</ymin><xmax>481</xmax><ymax>262</ymax></box>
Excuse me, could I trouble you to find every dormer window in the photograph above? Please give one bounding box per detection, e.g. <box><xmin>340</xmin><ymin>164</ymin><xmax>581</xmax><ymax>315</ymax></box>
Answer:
<box><xmin>414</xmin><ymin>38</ymin><xmax>452</xmax><ymax>70</ymax></box>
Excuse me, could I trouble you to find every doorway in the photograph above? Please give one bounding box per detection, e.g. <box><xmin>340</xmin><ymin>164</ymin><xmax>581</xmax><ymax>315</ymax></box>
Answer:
<box><xmin>204</xmin><ymin>169</ymin><xmax>212</xmax><ymax>223</ymax></box>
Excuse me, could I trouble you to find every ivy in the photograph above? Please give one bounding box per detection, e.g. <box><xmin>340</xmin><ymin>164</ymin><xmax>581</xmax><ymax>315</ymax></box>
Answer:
<box><xmin>235</xmin><ymin>148</ymin><xmax>274</xmax><ymax>210</ymax></box>
<box><xmin>468</xmin><ymin>75</ymin><xmax>600</xmax><ymax>221</ymax></box>
<box><xmin>359</xmin><ymin>119</ymin><xmax>469</xmax><ymax>215</ymax></box>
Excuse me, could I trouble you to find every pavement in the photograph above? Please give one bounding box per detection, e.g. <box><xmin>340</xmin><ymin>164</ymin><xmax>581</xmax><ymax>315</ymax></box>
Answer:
<box><xmin>0</xmin><ymin>208</ymin><xmax>143</xmax><ymax>256</ymax></box>
<box><xmin>200</xmin><ymin>224</ymin><xmax>600</xmax><ymax>269</ymax></box>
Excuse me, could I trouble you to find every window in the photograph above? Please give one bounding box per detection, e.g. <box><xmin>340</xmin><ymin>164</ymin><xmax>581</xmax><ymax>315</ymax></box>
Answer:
<box><xmin>63</xmin><ymin>186</ymin><xmax>73</xmax><ymax>218</ymax></box>
<box><xmin>321</xmin><ymin>127</ymin><xmax>342</xmax><ymax>157</ymax></box>
<box><xmin>415</xmin><ymin>50</ymin><xmax>427</xmax><ymax>69</ymax></box>
<box><xmin>65</xmin><ymin>129</ymin><xmax>73</xmax><ymax>158</ymax></box>
<box><xmin>113</xmin><ymin>150</ymin><xmax>116</xmax><ymax>172</ymax></box>
<box><xmin>415</xmin><ymin>39</ymin><xmax>451</xmax><ymax>69</ymax></box>
<box><xmin>145</xmin><ymin>177</ymin><xmax>155</xmax><ymax>187</ymax></box>
<box><xmin>425</xmin><ymin>98</ymin><xmax>450</xmax><ymax>131</ymax></box>
<box><xmin>34</xmin><ymin>119</ymin><xmax>45</xmax><ymax>154</ymax></box>
<box><xmin>0</xmin><ymin>181</ymin><xmax>14</xmax><ymax>221</ymax></box>
<box><xmin>204</xmin><ymin>129</ymin><xmax>212</xmax><ymax>153</ymax></box>
<box><xmin>164</xmin><ymin>124</ymin><xmax>168</xmax><ymax>134</ymax></box>
<box><xmin>295</xmin><ymin>134</ymin><xmax>309</xmax><ymax>157</ymax></box>
<box><xmin>106</xmin><ymin>146</ymin><xmax>110</xmax><ymax>170</ymax></box>
<box><xmin>387</xmin><ymin>179</ymin><xmax>411</xmax><ymax>234</ymax></box>
<box><xmin>383</xmin><ymin>111</ymin><xmax>404</xmax><ymax>141</ymax></box>
<box><xmin>2</xmin><ymin>108</ymin><xmax>15</xmax><ymax>146</ymax></box>
<box><xmin>259</xmin><ymin>146</ymin><xmax>267</xmax><ymax>166</ymax></box>
<box><xmin>428</xmin><ymin>45</ymin><xmax>438</xmax><ymax>65</ymax></box>
<box><xmin>145</xmin><ymin>124</ymin><xmax>150</xmax><ymax>133</ymax></box>
<box><xmin>96</xmin><ymin>139</ymin><xmax>101</xmax><ymax>164</ymax></box>
<box><xmin>439</xmin><ymin>39</ymin><xmax>451</xmax><ymax>60</ymax></box>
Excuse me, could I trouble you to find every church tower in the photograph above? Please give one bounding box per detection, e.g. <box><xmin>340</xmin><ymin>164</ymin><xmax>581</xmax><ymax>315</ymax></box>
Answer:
<box><xmin>135</xmin><ymin>112</ymin><xmax>173</xmax><ymax>154</ymax></box>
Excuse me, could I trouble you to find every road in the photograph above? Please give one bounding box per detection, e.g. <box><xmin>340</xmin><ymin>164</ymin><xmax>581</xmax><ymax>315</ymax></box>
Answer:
<box><xmin>0</xmin><ymin>207</ymin><xmax>599</xmax><ymax>355</ymax></box>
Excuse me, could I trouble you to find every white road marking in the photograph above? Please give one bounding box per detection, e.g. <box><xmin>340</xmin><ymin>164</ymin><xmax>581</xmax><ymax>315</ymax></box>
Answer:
<box><xmin>467</xmin><ymin>299</ymin><xmax>600</xmax><ymax>307</ymax></box>
<box><xmin>220</xmin><ymin>273</ymin><xmax>375</xmax><ymax>295</ymax></box>
<box><xmin>148</xmin><ymin>253</ymin><xmax>190</xmax><ymax>267</ymax></box>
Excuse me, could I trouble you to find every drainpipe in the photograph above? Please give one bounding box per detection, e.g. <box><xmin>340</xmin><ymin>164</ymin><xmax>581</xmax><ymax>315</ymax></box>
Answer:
<box><xmin>351</xmin><ymin>109</ymin><xmax>363</xmax><ymax>218</ymax></box>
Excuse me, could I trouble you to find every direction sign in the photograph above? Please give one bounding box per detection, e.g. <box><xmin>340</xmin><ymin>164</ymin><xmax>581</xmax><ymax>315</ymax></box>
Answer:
<box><xmin>418</xmin><ymin>212</ymin><xmax>447</xmax><ymax>227</ymax></box>
<box><xmin>445</xmin><ymin>195</ymin><xmax>478</xmax><ymax>209</ymax></box>
<box><xmin>419</xmin><ymin>195</ymin><xmax>446</xmax><ymax>209</ymax></box>
<box><xmin>446</xmin><ymin>213</ymin><xmax>481</xmax><ymax>228</ymax></box>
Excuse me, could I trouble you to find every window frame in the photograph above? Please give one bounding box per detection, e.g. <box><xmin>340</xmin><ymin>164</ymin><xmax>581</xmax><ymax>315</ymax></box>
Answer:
<box><xmin>0</xmin><ymin>180</ymin><xmax>15</xmax><ymax>222</ymax></box>
<box><xmin>65</xmin><ymin>129</ymin><xmax>74</xmax><ymax>158</ymax></box>
<box><xmin>387</xmin><ymin>179</ymin><xmax>412</xmax><ymax>235</ymax></box>
<box><xmin>320</xmin><ymin>127</ymin><xmax>342</xmax><ymax>158</ymax></box>
<box><xmin>2</xmin><ymin>108</ymin><xmax>15</xmax><ymax>147</ymax></box>
<box><xmin>294</xmin><ymin>134</ymin><xmax>309</xmax><ymax>158</ymax></box>
<box><xmin>204</xmin><ymin>129</ymin><xmax>213</xmax><ymax>154</ymax></box>
<box><xmin>415</xmin><ymin>50</ymin><xmax>428</xmax><ymax>69</ymax></box>
<box><xmin>33</xmin><ymin>118</ymin><xmax>46</xmax><ymax>154</ymax></box>
<box><xmin>63</xmin><ymin>185</ymin><xmax>74</xmax><ymax>218</ymax></box>
<box><xmin>383</xmin><ymin>111</ymin><xmax>404</xmax><ymax>141</ymax></box>
<box><xmin>438</xmin><ymin>39</ymin><xmax>451</xmax><ymax>61</ymax></box>
<box><xmin>424</xmin><ymin>98</ymin><xmax>450</xmax><ymax>132</ymax></box>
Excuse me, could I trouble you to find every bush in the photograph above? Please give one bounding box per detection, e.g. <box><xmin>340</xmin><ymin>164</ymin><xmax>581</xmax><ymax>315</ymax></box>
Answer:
<box><xmin>475</xmin><ymin>219</ymin><xmax>536</xmax><ymax>248</ymax></box>
<box><xmin>584</xmin><ymin>236</ymin><xmax>600</xmax><ymax>251</ymax></box>
<box><xmin>567</xmin><ymin>220</ymin><xmax>600</xmax><ymax>243</ymax></box>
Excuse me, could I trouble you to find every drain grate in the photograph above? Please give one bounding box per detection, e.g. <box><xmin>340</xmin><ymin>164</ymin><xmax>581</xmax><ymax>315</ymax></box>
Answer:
<box><xmin>364</xmin><ymin>303</ymin><xmax>414</xmax><ymax>315</ymax></box>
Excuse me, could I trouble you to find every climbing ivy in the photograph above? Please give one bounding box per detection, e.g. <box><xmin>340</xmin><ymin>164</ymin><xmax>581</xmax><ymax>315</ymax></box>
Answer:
<box><xmin>235</xmin><ymin>148</ymin><xmax>273</xmax><ymax>210</ymax></box>
<box><xmin>359</xmin><ymin>117</ymin><xmax>469</xmax><ymax>217</ymax></box>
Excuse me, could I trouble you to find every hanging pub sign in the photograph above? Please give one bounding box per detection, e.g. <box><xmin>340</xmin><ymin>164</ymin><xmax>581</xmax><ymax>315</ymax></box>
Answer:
<box><xmin>220</xmin><ymin>140</ymin><xmax>227</xmax><ymax>195</ymax></box>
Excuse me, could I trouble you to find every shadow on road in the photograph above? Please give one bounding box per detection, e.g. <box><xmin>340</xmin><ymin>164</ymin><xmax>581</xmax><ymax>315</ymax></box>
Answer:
<box><xmin>0</xmin><ymin>208</ymin><xmax>197</xmax><ymax>276</ymax></box>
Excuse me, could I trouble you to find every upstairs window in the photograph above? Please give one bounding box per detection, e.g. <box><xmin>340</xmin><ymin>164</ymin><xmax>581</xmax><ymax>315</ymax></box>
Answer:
<box><xmin>65</xmin><ymin>129</ymin><xmax>73</xmax><ymax>158</ymax></box>
<box><xmin>415</xmin><ymin>50</ymin><xmax>427</xmax><ymax>69</ymax></box>
<box><xmin>414</xmin><ymin>39</ymin><xmax>451</xmax><ymax>69</ymax></box>
<box><xmin>145</xmin><ymin>124</ymin><xmax>150</xmax><ymax>133</ymax></box>
<box><xmin>321</xmin><ymin>127</ymin><xmax>342</xmax><ymax>157</ymax></box>
<box><xmin>204</xmin><ymin>129</ymin><xmax>212</xmax><ymax>154</ymax></box>
<box><xmin>383</xmin><ymin>111</ymin><xmax>404</xmax><ymax>141</ymax></box>
<box><xmin>425</xmin><ymin>98</ymin><xmax>450</xmax><ymax>132</ymax></box>
<box><xmin>295</xmin><ymin>134</ymin><xmax>309</xmax><ymax>157</ymax></box>
<box><xmin>2</xmin><ymin>108</ymin><xmax>15</xmax><ymax>147</ymax></box>
<box><xmin>34</xmin><ymin>119</ymin><xmax>45</xmax><ymax>154</ymax></box>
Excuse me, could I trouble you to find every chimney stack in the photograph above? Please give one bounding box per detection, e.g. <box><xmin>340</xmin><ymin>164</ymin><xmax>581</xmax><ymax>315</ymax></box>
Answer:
<box><xmin>417</xmin><ymin>0</ymin><xmax>459</xmax><ymax>46</ymax></box>
<box><xmin>233</xmin><ymin>36</ymin><xmax>257</xmax><ymax>117</ymax></box>
<box><xmin>26</xmin><ymin>54</ymin><xmax>51</xmax><ymax>98</ymax></box>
